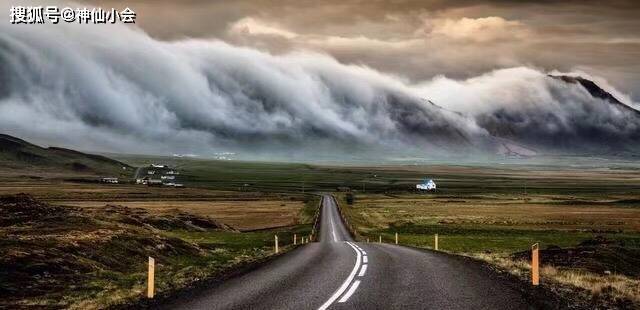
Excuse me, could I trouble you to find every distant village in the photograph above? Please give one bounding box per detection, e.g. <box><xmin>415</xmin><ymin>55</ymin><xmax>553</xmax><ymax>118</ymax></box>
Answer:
<box><xmin>101</xmin><ymin>166</ymin><xmax>434</xmax><ymax>192</ymax></box>
<box><xmin>101</xmin><ymin>163</ymin><xmax>184</xmax><ymax>187</ymax></box>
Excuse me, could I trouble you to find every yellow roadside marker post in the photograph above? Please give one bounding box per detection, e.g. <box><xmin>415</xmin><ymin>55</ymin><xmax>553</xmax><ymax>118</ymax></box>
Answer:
<box><xmin>294</xmin><ymin>234</ymin><xmax>297</xmax><ymax>245</ymax></box>
<box><xmin>395</xmin><ymin>232</ymin><xmax>398</xmax><ymax>244</ymax></box>
<box><xmin>147</xmin><ymin>257</ymin><xmax>155</xmax><ymax>299</ymax></box>
<box><xmin>434</xmin><ymin>234</ymin><xmax>439</xmax><ymax>251</ymax></box>
<box><xmin>275</xmin><ymin>235</ymin><xmax>279</xmax><ymax>253</ymax></box>
<box><xmin>379</xmin><ymin>235</ymin><xmax>382</xmax><ymax>243</ymax></box>
<box><xmin>532</xmin><ymin>243</ymin><xmax>540</xmax><ymax>285</ymax></box>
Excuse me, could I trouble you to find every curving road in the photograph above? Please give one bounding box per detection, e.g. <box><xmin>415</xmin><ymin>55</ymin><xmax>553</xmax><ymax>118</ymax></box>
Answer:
<box><xmin>165</xmin><ymin>195</ymin><xmax>532</xmax><ymax>309</ymax></box>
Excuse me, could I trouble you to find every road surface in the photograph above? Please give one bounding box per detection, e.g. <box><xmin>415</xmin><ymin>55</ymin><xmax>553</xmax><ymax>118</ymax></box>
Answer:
<box><xmin>165</xmin><ymin>195</ymin><xmax>532</xmax><ymax>309</ymax></box>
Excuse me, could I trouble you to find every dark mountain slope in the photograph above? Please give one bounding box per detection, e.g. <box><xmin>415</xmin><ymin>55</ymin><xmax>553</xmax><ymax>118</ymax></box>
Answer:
<box><xmin>473</xmin><ymin>75</ymin><xmax>640</xmax><ymax>155</ymax></box>
<box><xmin>0</xmin><ymin>134</ymin><xmax>131</xmax><ymax>175</ymax></box>
<box><xmin>551</xmin><ymin>75</ymin><xmax>640</xmax><ymax>116</ymax></box>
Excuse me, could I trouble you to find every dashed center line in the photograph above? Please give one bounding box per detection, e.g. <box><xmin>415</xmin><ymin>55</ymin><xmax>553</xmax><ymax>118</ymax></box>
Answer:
<box><xmin>317</xmin><ymin>242</ymin><xmax>362</xmax><ymax>310</ymax></box>
<box><xmin>358</xmin><ymin>264</ymin><xmax>368</xmax><ymax>277</ymax></box>
<box><xmin>317</xmin><ymin>241</ymin><xmax>370</xmax><ymax>309</ymax></box>
<box><xmin>329</xmin><ymin>209</ymin><xmax>338</xmax><ymax>242</ymax></box>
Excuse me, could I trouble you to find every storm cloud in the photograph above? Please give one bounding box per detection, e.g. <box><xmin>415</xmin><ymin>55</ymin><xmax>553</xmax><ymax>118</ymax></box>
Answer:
<box><xmin>0</xmin><ymin>18</ymin><xmax>489</xmax><ymax>158</ymax></box>
<box><xmin>1</xmin><ymin>9</ymin><xmax>639</xmax><ymax>159</ymax></box>
<box><xmin>82</xmin><ymin>0</ymin><xmax>640</xmax><ymax>102</ymax></box>
<box><xmin>415</xmin><ymin>68</ymin><xmax>640</xmax><ymax>154</ymax></box>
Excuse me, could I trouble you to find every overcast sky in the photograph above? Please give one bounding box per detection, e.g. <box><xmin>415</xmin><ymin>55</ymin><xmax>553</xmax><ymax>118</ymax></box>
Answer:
<box><xmin>84</xmin><ymin>0</ymin><xmax>640</xmax><ymax>101</ymax></box>
<box><xmin>2</xmin><ymin>0</ymin><xmax>640</xmax><ymax>158</ymax></box>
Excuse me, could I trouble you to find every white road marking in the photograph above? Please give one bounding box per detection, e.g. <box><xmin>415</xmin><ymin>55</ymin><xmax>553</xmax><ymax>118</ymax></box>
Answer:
<box><xmin>358</xmin><ymin>264</ymin><xmax>367</xmax><ymax>277</ymax></box>
<box><xmin>338</xmin><ymin>280</ymin><xmax>361</xmax><ymax>303</ymax></box>
<box><xmin>363</xmin><ymin>256</ymin><xmax>368</xmax><ymax>263</ymax></box>
<box><xmin>361</xmin><ymin>251</ymin><xmax>367</xmax><ymax>255</ymax></box>
<box><xmin>317</xmin><ymin>242</ymin><xmax>362</xmax><ymax>310</ymax></box>
<box><xmin>330</xmin><ymin>215</ymin><xmax>338</xmax><ymax>242</ymax></box>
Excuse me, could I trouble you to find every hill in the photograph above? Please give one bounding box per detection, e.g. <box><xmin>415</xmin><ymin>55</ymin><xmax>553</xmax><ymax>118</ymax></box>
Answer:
<box><xmin>551</xmin><ymin>75</ymin><xmax>640</xmax><ymax>116</ymax></box>
<box><xmin>472</xmin><ymin>74</ymin><xmax>640</xmax><ymax>156</ymax></box>
<box><xmin>0</xmin><ymin>134</ymin><xmax>132</xmax><ymax>176</ymax></box>
<box><xmin>0</xmin><ymin>194</ymin><xmax>236</xmax><ymax>308</ymax></box>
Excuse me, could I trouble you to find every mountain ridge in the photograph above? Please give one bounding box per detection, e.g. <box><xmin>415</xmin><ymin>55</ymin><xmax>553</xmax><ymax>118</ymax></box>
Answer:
<box><xmin>550</xmin><ymin>75</ymin><xmax>640</xmax><ymax>115</ymax></box>
<box><xmin>0</xmin><ymin>134</ymin><xmax>131</xmax><ymax>175</ymax></box>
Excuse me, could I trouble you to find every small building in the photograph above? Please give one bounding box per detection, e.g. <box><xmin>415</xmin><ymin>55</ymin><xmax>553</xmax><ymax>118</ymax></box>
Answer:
<box><xmin>416</xmin><ymin>179</ymin><xmax>436</xmax><ymax>191</ymax></box>
<box><xmin>147</xmin><ymin>170</ymin><xmax>155</xmax><ymax>175</ymax></box>
<box><xmin>161</xmin><ymin>175</ymin><xmax>175</xmax><ymax>180</ymax></box>
<box><xmin>136</xmin><ymin>177</ymin><xmax>150</xmax><ymax>185</ymax></box>
<box><xmin>101</xmin><ymin>177</ymin><xmax>119</xmax><ymax>184</ymax></box>
<box><xmin>151</xmin><ymin>164</ymin><xmax>168</xmax><ymax>168</ymax></box>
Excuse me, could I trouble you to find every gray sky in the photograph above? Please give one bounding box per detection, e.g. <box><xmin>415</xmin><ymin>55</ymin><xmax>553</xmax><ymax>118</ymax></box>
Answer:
<box><xmin>86</xmin><ymin>0</ymin><xmax>640</xmax><ymax>101</ymax></box>
<box><xmin>2</xmin><ymin>1</ymin><xmax>639</xmax><ymax>158</ymax></box>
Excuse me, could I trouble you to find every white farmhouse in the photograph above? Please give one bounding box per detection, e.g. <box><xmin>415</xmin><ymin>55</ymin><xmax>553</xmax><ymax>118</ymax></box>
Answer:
<box><xmin>416</xmin><ymin>179</ymin><xmax>436</xmax><ymax>191</ymax></box>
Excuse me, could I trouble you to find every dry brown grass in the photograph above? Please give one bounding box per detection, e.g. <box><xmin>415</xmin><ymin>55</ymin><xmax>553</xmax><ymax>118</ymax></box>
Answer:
<box><xmin>473</xmin><ymin>253</ymin><xmax>640</xmax><ymax>306</ymax></box>
<box><xmin>352</xmin><ymin>195</ymin><xmax>640</xmax><ymax>231</ymax></box>
<box><xmin>0</xmin><ymin>180</ymin><xmax>306</xmax><ymax>231</ymax></box>
<box><xmin>0</xmin><ymin>180</ymin><xmax>241</xmax><ymax>201</ymax></box>
<box><xmin>58</xmin><ymin>200</ymin><xmax>304</xmax><ymax>231</ymax></box>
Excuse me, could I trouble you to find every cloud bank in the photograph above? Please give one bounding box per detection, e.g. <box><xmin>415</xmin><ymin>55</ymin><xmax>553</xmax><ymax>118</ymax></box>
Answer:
<box><xmin>1</xmin><ymin>15</ymin><xmax>639</xmax><ymax>159</ymax></box>
<box><xmin>414</xmin><ymin>68</ymin><xmax>640</xmax><ymax>153</ymax></box>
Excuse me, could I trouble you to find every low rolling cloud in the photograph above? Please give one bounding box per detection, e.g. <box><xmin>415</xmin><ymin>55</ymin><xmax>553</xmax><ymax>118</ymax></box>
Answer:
<box><xmin>1</xmin><ymin>2</ymin><xmax>639</xmax><ymax>159</ymax></box>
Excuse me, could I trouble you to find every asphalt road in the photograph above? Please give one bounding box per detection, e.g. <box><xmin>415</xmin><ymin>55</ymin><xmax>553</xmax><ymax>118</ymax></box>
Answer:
<box><xmin>165</xmin><ymin>195</ymin><xmax>532</xmax><ymax>310</ymax></box>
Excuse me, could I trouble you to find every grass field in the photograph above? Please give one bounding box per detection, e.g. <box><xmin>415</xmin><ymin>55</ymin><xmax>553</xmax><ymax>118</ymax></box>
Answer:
<box><xmin>339</xmin><ymin>193</ymin><xmax>640</xmax><ymax>253</ymax></box>
<box><xmin>3</xmin><ymin>154</ymin><xmax>640</xmax><ymax>308</ymax></box>
<box><xmin>111</xmin><ymin>154</ymin><xmax>640</xmax><ymax>194</ymax></box>
<box><xmin>56</xmin><ymin>200</ymin><xmax>305</xmax><ymax>231</ymax></box>
<box><xmin>0</xmin><ymin>193</ymin><xmax>318</xmax><ymax>309</ymax></box>
<box><xmin>0</xmin><ymin>160</ymin><xmax>320</xmax><ymax>309</ymax></box>
<box><xmin>330</xmin><ymin>164</ymin><xmax>640</xmax><ymax>307</ymax></box>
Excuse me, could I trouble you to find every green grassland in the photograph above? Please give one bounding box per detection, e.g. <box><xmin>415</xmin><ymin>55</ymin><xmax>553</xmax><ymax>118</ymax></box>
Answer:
<box><xmin>337</xmin><ymin>191</ymin><xmax>640</xmax><ymax>254</ymax></box>
<box><xmin>111</xmin><ymin>154</ymin><xmax>640</xmax><ymax>256</ymax></box>
<box><xmin>4</xmin><ymin>152</ymin><xmax>640</xmax><ymax>308</ymax></box>
<box><xmin>112</xmin><ymin>154</ymin><xmax>640</xmax><ymax>196</ymax></box>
